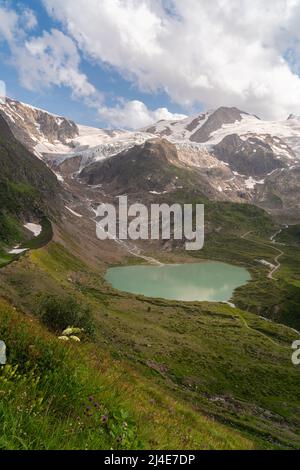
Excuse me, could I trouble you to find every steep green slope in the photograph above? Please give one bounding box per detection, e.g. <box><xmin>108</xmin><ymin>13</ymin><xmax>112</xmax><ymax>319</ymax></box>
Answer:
<box><xmin>0</xmin><ymin>298</ymin><xmax>254</xmax><ymax>450</ymax></box>
<box><xmin>0</xmin><ymin>116</ymin><xmax>59</xmax><ymax>205</ymax></box>
<box><xmin>0</xmin><ymin>116</ymin><xmax>62</xmax><ymax>267</ymax></box>
<box><xmin>0</xmin><ymin>116</ymin><xmax>60</xmax><ymax>246</ymax></box>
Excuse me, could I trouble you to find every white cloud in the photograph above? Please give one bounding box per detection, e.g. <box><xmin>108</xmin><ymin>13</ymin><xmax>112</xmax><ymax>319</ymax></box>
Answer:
<box><xmin>0</xmin><ymin>3</ymin><xmax>180</xmax><ymax>128</ymax></box>
<box><xmin>98</xmin><ymin>99</ymin><xmax>187</xmax><ymax>128</ymax></box>
<box><xmin>43</xmin><ymin>0</ymin><xmax>300</xmax><ymax>119</ymax></box>
<box><xmin>0</xmin><ymin>5</ymin><xmax>100</xmax><ymax>105</ymax></box>
<box><xmin>0</xmin><ymin>5</ymin><xmax>37</xmax><ymax>40</ymax></box>
<box><xmin>16</xmin><ymin>29</ymin><xmax>97</xmax><ymax>99</ymax></box>
<box><xmin>22</xmin><ymin>8</ymin><xmax>38</xmax><ymax>31</ymax></box>
<box><xmin>0</xmin><ymin>5</ymin><xmax>19</xmax><ymax>43</ymax></box>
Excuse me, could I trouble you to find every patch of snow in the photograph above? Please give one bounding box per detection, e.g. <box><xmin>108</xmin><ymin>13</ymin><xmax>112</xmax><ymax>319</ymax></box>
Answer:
<box><xmin>24</xmin><ymin>223</ymin><xmax>42</xmax><ymax>237</ymax></box>
<box><xmin>8</xmin><ymin>248</ymin><xmax>29</xmax><ymax>255</ymax></box>
<box><xmin>56</xmin><ymin>117</ymin><xmax>64</xmax><ymax>126</ymax></box>
<box><xmin>257</xmin><ymin>259</ymin><xmax>276</xmax><ymax>269</ymax></box>
<box><xmin>140</xmin><ymin>112</ymin><xmax>210</xmax><ymax>142</ymax></box>
<box><xmin>149</xmin><ymin>190</ymin><xmax>168</xmax><ymax>195</ymax></box>
<box><xmin>245</xmin><ymin>177</ymin><xmax>265</xmax><ymax>189</ymax></box>
<box><xmin>224</xmin><ymin>301</ymin><xmax>236</xmax><ymax>309</ymax></box>
<box><xmin>206</xmin><ymin>117</ymin><xmax>300</xmax><ymax>159</ymax></box>
<box><xmin>65</xmin><ymin>206</ymin><xmax>83</xmax><ymax>218</ymax></box>
<box><xmin>53</xmin><ymin>172</ymin><xmax>64</xmax><ymax>182</ymax></box>
<box><xmin>259</xmin><ymin>316</ymin><xmax>273</xmax><ymax>323</ymax></box>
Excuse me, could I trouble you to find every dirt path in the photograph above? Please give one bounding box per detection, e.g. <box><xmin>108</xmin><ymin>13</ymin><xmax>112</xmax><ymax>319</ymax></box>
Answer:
<box><xmin>267</xmin><ymin>248</ymin><xmax>284</xmax><ymax>279</ymax></box>
<box><xmin>233</xmin><ymin>309</ymin><xmax>282</xmax><ymax>347</ymax></box>
<box><xmin>241</xmin><ymin>229</ymin><xmax>285</xmax><ymax>280</ymax></box>
<box><xmin>88</xmin><ymin>204</ymin><xmax>163</xmax><ymax>266</ymax></box>
<box><xmin>241</xmin><ymin>230</ymin><xmax>253</xmax><ymax>239</ymax></box>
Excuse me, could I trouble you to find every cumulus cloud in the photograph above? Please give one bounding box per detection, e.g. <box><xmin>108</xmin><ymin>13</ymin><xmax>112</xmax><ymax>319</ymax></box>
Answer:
<box><xmin>98</xmin><ymin>100</ymin><xmax>187</xmax><ymax>129</ymax></box>
<box><xmin>0</xmin><ymin>4</ymin><xmax>37</xmax><ymax>40</ymax></box>
<box><xmin>43</xmin><ymin>0</ymin><xmax>300</xmax><ymax>119</ymax></box>
<box><xmin>0</xmin><ymin>4</ymin><xmax>19</xmax><ymax>43</ymax></box>
<box><xmin>0</xmin><ymin>2</ymin><xmax>187</xmax><ymax>128</ymax></box>
<box><xmin>0</xmin><ymin>5</ymin><xmax>100</xmax><ymax>105</ymax></box>
<box><xmin>16</xmin><ymin>29</ymin><xmax>98</xmax><ymax>99</ymax></box>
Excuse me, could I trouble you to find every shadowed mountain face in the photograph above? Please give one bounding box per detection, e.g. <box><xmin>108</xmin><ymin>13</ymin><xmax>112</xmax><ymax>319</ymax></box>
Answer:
<box><xmin>255</xmin><ymin>166</ymin><xmax>300</xmax><ymax>221</ymax></box>
<box><xmin>0</xmin><ymin>116</ymin><xmax>62</xmax><ymax>218</ymax></box>
<box><xmin>79</xmin><ymin>139</ymin><xmax>206</xmax><ymax>196</ymax></box>
<box><xmin>213</xmin><ymin>134</ymin><xmax>286</xmax><ymax>177</ymax></box>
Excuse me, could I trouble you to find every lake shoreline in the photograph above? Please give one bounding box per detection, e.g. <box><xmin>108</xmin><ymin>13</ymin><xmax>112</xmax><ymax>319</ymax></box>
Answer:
<box><xmin>105</xmin><ymin>261</ymin><xmax>251</xmax><ymax>303</ymax></box>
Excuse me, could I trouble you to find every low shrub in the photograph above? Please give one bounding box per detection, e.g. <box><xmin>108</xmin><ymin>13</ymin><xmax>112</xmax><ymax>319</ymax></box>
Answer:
<box><xmin>37</xmin><ymin>294</ymin><xmax>95</xmax><ymax>338</ymax></box>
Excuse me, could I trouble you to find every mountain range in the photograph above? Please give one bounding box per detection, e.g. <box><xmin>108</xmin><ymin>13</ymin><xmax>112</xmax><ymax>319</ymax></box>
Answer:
<box><xmin>1</xmin><ymin>98</ymin><xmax>300</xmax><ymax>221</ymax></box>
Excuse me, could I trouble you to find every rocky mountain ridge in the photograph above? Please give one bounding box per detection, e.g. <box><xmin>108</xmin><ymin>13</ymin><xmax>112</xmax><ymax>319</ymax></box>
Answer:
<box><xmin>1</xmin><ymin>98</ymin><xmax>300</xmax><ymax>220</ymax></box>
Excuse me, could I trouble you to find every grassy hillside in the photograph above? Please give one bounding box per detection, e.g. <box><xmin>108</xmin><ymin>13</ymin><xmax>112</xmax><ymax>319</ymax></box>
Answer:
<box><xmin>1</xmin><ymin>234</ymin><xmax>300</xmax><ymax>449</ymax></box>
<box><xmin>0</xmin><ymin>298</ymin><xmax>254</xmax><ymax>450</ymax></box>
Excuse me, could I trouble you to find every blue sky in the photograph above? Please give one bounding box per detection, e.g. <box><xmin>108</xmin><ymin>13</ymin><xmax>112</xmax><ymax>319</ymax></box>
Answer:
<box><xmin>1</xmin><ymin>0</ymin><xmax>300</xmax><ymax>128</ymax></box>
<box><xmin>0</xmin><ymin>0</ymin><xmax>189</xmax><ymax>127</ymax></box>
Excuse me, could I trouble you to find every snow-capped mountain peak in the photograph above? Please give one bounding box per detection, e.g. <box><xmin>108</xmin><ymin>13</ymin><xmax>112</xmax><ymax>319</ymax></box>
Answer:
<box><xmin>142</xmin><ymin>107</ymin><xmax>259</xmax><ymax>144</ymax></box>
<box><xmin>1</xmin><ymin>97</ymin><xmax>300</xmax><ymax>220</ymax></box>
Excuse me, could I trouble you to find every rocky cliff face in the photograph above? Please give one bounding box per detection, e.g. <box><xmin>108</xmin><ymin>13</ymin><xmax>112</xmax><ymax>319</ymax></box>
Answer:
<box><xmin>255</xmin><ymin>166</ymin><xmax>300</xmax><ymax>220</ymax></box>
<box><xmin>0</xmin><ymin>98</ymin><xmax>79</xmax><ymax>156</ymax></box>
<box><xmin>213</xmin><ymin>134</ymin><xmax>287</xmax><ymax>177</ymax></box>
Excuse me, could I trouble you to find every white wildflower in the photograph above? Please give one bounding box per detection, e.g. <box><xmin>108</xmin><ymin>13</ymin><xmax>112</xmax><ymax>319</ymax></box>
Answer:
<box><xmin>70</xmin><ymin>336</ymin><xmax>81</xmax><ymax>342</ymax></box>
<box><xmin>58</xmin><ymin>336</ymin><xmax>70</xmax><ymax>342</ymax></box>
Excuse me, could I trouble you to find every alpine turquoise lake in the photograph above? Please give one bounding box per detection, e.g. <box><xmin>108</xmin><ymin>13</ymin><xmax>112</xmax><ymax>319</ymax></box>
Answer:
<box><xmin>105</xmin><ymin>262</ymin><xmax>251</xmax><ymax>302</ymax></box>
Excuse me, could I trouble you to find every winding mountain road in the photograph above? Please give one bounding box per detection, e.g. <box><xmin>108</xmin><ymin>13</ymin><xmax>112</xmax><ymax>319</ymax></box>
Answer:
<box><xmin>241</xmin><ymin>229</ymin><xmax>285</xmax><ymax>280</ymax></box>
<box><xmin>267</xmin><ymin>247</ymin><xmax>284</xmax><ymax>279</ymax></box>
